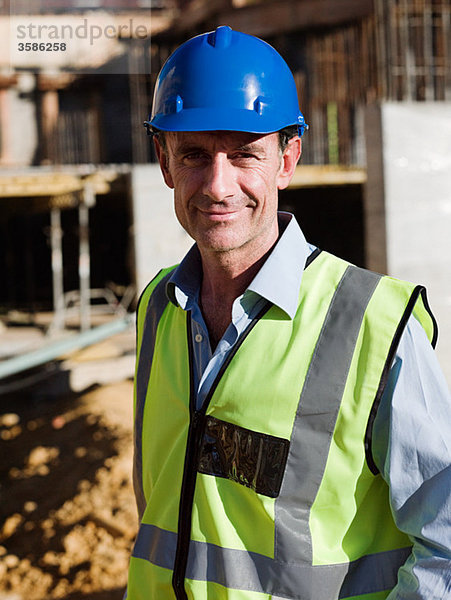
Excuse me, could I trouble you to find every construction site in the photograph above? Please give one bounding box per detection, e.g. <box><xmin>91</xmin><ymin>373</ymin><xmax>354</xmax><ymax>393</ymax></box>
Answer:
<box><xmin>0</xmin><ymin>0</ymin><xmax>450</xmax><ymax>598</ymax></box>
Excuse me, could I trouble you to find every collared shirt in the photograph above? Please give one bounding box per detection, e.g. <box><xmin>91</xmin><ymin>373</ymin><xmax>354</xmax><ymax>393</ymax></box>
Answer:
<box><xmin>166</xmin><ymin>212</ymin><xmax>451</xmax><ymax>599</ymax></box>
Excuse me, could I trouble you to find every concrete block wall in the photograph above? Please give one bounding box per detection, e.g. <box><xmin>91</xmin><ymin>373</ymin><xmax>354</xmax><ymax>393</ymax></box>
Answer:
<box><xmin>131</xmin><ymin>164</ymin><xmax>192</xmax><ymax>296</ymax></box>
<box><xmin>382</xmin><ymin>102</ymin><xmax>451</xmax><ymax>385</ymax></box>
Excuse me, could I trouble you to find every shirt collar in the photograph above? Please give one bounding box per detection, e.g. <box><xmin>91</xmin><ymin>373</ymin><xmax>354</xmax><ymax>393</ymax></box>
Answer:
<box><xmin>166</xmin><ymin>211</ymin><xmax>312</xmax><ymax>319</ymax></box>
<box><xmin>166</xmin><ymin>243</ymin><xmax>203</xmax><ymax>310</ymax></box>
<box><xmin>247</xmin><ymin>212</ymin><xmax>310</xmax><ymax>318</ymax></box>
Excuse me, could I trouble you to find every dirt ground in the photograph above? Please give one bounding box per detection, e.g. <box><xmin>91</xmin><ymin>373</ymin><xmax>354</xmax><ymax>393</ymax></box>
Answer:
<box><xmin>0</xmin><ymin>375</ymin><xmax>138</xmax><ymax>600</ymax></box>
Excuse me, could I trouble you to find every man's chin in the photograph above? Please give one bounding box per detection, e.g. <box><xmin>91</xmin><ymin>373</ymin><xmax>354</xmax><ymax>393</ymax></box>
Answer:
<box><xmin>197</xmin><ymin>233</ymin><xmax>245</xmax><ymax>254</ymax></box>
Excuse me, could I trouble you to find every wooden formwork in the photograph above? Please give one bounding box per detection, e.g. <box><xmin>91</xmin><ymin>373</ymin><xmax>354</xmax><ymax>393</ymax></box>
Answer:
<box><xmin>294</xmin><ymin>0</ymin><xmax>450</xmax><ymax>165</ymax></box>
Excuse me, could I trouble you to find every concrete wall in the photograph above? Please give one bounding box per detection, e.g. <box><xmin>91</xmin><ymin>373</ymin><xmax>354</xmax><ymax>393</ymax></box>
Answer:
<box><xmin>1</xmin><ymin>76</ymin><xmax>38</xmax><ymax>166</ymax></box>
<box><xmin>381</xmin><ymin>102</ymin><xmax>451</xmax><ymax>385</ymax></box>
<box><xmin>131</xmin><ymin>164</ymin><xmax>192</xmax><ymax>296</ymax></box>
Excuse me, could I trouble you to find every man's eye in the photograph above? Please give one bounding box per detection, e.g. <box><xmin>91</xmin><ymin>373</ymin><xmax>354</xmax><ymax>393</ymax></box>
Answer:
<box><xmin>184</xmin><ymin>152</ymin><xmax>206</xmax><ymax>161</ymax></box>
<box><xmin>233</xmin><ymin>153</ymin><xmax>256</xmax><ymax>160</ymax></box>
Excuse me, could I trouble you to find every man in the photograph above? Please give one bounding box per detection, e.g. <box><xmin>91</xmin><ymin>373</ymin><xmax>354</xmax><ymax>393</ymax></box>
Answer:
<box><xmin>126</xmin><ymin>26</ymin><xmax>451</xmax><ymax>600</ymax></box>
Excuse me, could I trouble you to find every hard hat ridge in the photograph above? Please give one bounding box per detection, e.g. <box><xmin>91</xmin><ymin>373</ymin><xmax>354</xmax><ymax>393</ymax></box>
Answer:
<box><xmin>207</xmin><ymin>24</ymin><xmax>233</xmax><ymax>48</ymax></box>
<box><xmin>145</xmin><ymin>25</ymin><xmax>307</xmax><ymax>136</ymax></box>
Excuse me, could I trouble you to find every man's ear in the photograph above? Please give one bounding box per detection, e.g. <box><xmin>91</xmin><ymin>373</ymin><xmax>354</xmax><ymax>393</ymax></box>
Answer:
<box><xmin>154</xmin><ymin>136</ymin><xmax>174</xmax><ymax>189</ymax></box>
<box><xmin>277</xmin><ymin>136</ymin><xmax>302</xmax><ymax>190</ymax></box>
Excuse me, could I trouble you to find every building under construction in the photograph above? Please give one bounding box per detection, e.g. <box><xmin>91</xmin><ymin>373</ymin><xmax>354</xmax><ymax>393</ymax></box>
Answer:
<box><xmin>0</xmin><ymin>0</ymin><xmax>450</xmax><ymax>382</ymax></box>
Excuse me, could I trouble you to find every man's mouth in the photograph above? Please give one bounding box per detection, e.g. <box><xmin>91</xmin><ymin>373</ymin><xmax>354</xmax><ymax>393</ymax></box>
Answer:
<box><xmin>198</xmin><ymin>207</ymin><xmax>242</xmax><ymax>221</ymax></box>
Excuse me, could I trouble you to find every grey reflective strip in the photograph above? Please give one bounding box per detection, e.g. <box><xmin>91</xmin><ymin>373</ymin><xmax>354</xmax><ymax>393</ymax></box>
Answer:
<box><xmin>133</xmin><ymin>274</ymin><xmax>172</xmax><ymax>520</ymax></box>
<box><xmin>338</xmin><ymin>547</ymin><xmax>411</xmax><ymax>598</ymax></box>
<box><xmin>133</xmin><ymin>522</ymin><xmax>177</xmax><ymax>570</ymax></box>
<box><xmin>132</xmin><ymin>523</ymin><xmax>410</xmax><ymax>599</ymax></box>
<box><xmin>275</xmin><ymin>265</ymin><xmax>382</xmax><ymax>565</ymax></box>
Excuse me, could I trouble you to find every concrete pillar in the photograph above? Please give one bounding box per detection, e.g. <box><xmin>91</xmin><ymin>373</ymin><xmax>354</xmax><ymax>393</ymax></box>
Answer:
<box><xmin>40</xmin><ymin>87</ymin><xmax>59</xmax><ymax>164</ymax></box>
<box><xmin>50</xmin><ymin>206</ymin><xmax>65</xmax><ymax>331</ymax></box>
<box><xmin>78</xmin><ymin>184</ymin><xmax>96</xmax><ymax>332</ymax></box>
<box><xmin>0</xmin><ymin>88</ymin><xmax>12</xmax><ymax>165</ymax></box>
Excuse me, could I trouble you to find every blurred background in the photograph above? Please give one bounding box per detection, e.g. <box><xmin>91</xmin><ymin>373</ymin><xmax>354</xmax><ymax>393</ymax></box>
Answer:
<box><xmin>0</xmin><ymin>1</ymin><xmax>450</xmax><ymax>598</ymax></box>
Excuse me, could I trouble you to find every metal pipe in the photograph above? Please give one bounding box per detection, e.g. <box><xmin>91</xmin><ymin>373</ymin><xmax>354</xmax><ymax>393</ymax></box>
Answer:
<box><xmin>0</xmin><ymin>316</ymin><xmax>133</xmax><ymax>382</ymax></box>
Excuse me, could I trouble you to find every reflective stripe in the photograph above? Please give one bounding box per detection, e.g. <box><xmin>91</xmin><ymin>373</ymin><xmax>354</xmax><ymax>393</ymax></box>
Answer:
<box><xmin>275</xmin><ymin>265</ymin><xmax>381</xmax><ymax>564</ymax></box>
<box><xmin>134</xmin><ymin>273</ymin><xmax>172</xmax><ymax>520</ymax></box>
<box><xmin>132</xmin><ymin>522</ymin><xmax>410</xmax><ymax>599</ymax></box>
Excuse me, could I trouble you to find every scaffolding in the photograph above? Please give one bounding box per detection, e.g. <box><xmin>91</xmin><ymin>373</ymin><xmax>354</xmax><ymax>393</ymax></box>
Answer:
<box><xmin>0</xmin><ymin>168</ymin><xmax>135</xmax><ymax>384</ymax></box>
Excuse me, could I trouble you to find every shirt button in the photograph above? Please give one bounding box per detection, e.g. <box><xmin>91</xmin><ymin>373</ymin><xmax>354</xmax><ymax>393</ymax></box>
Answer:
<box><xmin>195</xmin><ymin>333</ymin><xmax>203</xmax><ymax>343</ymax></box>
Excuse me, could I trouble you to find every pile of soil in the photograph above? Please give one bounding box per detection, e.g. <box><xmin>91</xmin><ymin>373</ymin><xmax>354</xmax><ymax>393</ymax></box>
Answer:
<box><xmin>0</xmin><ymin>379</ymin><xmax>138</xmax><ymax>600</ymax></box>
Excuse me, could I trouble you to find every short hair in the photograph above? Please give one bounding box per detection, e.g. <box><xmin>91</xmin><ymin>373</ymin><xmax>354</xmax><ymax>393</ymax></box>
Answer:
<box><xmin>277</xmin><ymin>125</ymin><xmax>299</xmax><ymax>153</ymax></box>
<box><xmin>154</xmin><ymin>129</ymin><xmax>167</xmax><ymax>151</ymax></box>
<box><xmin>154</xmin><ymin>124</ymin><xmax>299</xmax><ymax>154</ymax></box>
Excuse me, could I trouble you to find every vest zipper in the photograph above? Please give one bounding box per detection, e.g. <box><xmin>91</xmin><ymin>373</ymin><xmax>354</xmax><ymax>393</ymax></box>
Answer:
<box><xmin>172</xmin><ymin>313</ymin><xmax>202</xmax><ymax>599</ymax></box>
<box><xmin>172</xmin><ymin>409</ymin><xmax>205</xmax><ymax>599</ymax></box>
<box><xmin>172</xmin><ymin>303</ymin><xmax>271</xmax><ymax>599</ymax></box>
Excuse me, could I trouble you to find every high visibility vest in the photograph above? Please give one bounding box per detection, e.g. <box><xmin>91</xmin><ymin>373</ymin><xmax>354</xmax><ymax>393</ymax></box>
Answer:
<box><xmin>127</xmin><ymin>250</ymin><xmax>437</xmax><ymax>600</ymax></box>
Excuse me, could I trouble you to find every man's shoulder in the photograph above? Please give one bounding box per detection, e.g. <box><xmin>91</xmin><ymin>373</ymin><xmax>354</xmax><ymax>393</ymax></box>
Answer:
<box><xmin>313</xmin><ymin>251</ymin><xmax>437</xmax><ymax>347</ymax></box>
<box><xmin>136</xmin><ymin>265</ymin><xmax>179</xmax><ymax>325</ymax></box>
<box><xmin>146</xmin><ymin>265</ymin><xmax>178</xmax><ymax>293</ymax></box>
<box><xmin>313</xmin><ymin>250</ymin><xmax>419</xmax><ymax>291</ymax></box>
<box><xmin>142</xmin><ymin>264</ymin><xmax>178</xmax><ymax>296</ymax></box>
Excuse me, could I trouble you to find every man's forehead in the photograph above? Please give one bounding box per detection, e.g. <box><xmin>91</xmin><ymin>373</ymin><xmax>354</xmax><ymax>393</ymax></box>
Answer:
<box><xmin>166</xmin><ymin>130</ymin><xmax>278</xmax><ymax>152</ymax></box>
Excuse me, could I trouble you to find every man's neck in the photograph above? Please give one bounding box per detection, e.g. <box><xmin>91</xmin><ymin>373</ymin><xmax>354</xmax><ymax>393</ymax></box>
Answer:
<box><xmin>200</xmin><ymin>251</ymin><xmax>268</xmax><ymax>307</ymax></box>
<box><xmin>198</xmin><ymin>230</ymin><xmax>279</xmax><ymax>348</ymax></box>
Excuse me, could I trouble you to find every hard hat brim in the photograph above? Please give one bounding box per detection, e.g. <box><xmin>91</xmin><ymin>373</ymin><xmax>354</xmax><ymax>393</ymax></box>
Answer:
<box><xmin>149</xmin><ymin>107</ymin><xmax>303</xmax><ymax>135</ymax></box>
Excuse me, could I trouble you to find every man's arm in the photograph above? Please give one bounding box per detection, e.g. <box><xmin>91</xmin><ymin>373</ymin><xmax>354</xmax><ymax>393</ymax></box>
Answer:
<box><xmin>372</xmin><ymin>316</ymin><xmax>451</xmax><ymax>599</ymax></box>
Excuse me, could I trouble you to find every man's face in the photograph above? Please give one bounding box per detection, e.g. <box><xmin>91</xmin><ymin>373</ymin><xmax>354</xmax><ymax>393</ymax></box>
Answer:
<box><xmin>155</xmin><ymin>130</ymin><xmax>300</xmax><ymax>259</ymax></box>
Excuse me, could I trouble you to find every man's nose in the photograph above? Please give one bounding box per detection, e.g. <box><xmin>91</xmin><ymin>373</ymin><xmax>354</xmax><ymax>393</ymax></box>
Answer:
<box><xmin>202</xmin><ymin>154</ymin><xmax>238</xmax><ymax>202</ymax></box>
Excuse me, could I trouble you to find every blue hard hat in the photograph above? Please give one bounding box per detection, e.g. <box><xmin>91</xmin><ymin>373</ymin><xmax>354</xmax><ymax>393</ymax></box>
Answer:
<box><xmin>145</xmin><ymin>25</ymin><xmax>307</xmax><ymax>136</ymax></box>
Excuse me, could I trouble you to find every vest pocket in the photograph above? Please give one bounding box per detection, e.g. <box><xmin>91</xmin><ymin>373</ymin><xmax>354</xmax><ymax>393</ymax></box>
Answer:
<box><xmin>197</xmin><ymin>415</ymin><xmax>290</xmax><ymax>498</ymax></box>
